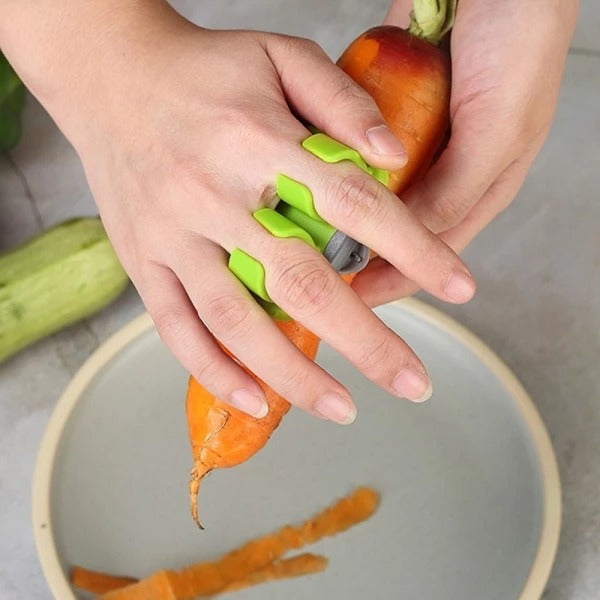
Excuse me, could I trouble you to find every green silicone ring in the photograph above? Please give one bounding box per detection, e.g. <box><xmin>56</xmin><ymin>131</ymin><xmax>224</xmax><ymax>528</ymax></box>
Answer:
<box><xmin>228</xmin><ymin>248</ymin><xmax>270</xmax><ymax>301</ymax></box>
<box><xmin>302</xmin><ymin>132</ymin><xmax>389</xmax><ymax>186</ymax></box>
<box><xmin>228</xmin><ymin>208</ymin><xmax>316</xmax><ymax>303</ymax></box>
<box><xmin>228</xmin><ymin>132</ymin><xmax>388</xmax><ymax>319</ymax></box>
<box><xmin>276</xmin><ymin>175</ymin><xmax>320</xmax><ymax>220</ymax></box>
<box><xmin>253</xmin><ymin>208</ymin><xmax>315</xmax><ymax>246</ymax></box>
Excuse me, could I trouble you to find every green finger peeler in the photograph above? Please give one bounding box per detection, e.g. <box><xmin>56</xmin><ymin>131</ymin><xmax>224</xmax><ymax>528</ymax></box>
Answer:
<box><xmin>228</xmin><ymin>132</ymin><xmax>388</xmax><ymax>317</ymax></box>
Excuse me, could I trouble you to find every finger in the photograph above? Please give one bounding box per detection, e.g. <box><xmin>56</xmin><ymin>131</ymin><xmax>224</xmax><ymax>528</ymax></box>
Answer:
<box><xmin>284</xmin><ymin>155</ymin><xmax>476</xmax><ymax>304</ymax></box>
<box><xmin>135</xmin><ymin>261</ymin><xmax>268</xmax><ymax>416</ymax></box>
<box><xmin>351</xmin><ymin>256</ymin><xmax>420</xmax><ymax>308</ymax></box>
<box><xmin>352</xmin><ymin>155</ymin><xmax>533</xmax><ymax>308</ymax></box>
<box><xmin>383</xmin><ymin>0</ymin><xmax>413</xmax><ymax>27</ymax></box>
<box><xmin>170</xmin><ymin>236</ymin><xmax>358</xmax><ymax>424</ymax></box>
<box><xmin>265</xmin><ymin>34</ymin><xmax>409</xmax><ymax>171</ymax></box>
<box><xmin>439</xmin><ymin>154</ymin><xmax>536</xmax><ymax>252</ymax></box>
<box><xmin>244</xmin><ymin>234</ymin><xmax>434</xmax><ymax>403</ymax></box>
<box><xmin>404</xmin><ymin>110</ymin><xmax>514</xmax><ymax>234</ymax></box>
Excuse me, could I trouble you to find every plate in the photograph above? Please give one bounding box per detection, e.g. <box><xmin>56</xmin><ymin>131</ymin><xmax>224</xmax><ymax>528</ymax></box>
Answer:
<box><xmin>32</xmin><ymin>299</ymin><xmax>560</xmax><ymax>599</ymax></box>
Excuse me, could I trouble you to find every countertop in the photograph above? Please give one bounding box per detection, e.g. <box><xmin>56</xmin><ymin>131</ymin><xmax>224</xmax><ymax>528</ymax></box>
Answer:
<box><xmin>1</xmin><ymin>1</ymin><xmax>598</xmax><ymax>598</ymax></box>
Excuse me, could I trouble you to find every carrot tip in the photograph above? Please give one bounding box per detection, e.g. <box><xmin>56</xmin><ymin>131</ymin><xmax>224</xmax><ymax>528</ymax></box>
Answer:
<box><xmin>189</xmin><ymin>462</ymin><xmax>210</xmax><ymax>530</ymax></box>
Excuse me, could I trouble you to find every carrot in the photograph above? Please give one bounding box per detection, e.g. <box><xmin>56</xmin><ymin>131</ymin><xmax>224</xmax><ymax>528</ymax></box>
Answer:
<box><xmin>185</xmin><ymin>0</ymin><xmax>455</xmax><ymax>526</ymax></box>
<box><xmin>218</xmin><ymin>553</ymin><xmax>328</xmax><ymax>595</ymax></box>
<box><xmin>337</xmin><ymin>21</ymin><xmax>451</xmax><ymax>195</ymax></box>
<box><xmin>98</xmin><ymin>487</ymin><xmax>378</xmax><ymax>600</ymax></box>
<box><xmin>70</xmin><ymin>566</ymin><xmax>138</xmax><ymax>594</ymax></box>
<box><xmin>186</xmin><ymin>318</ymin><xmax>319</xmax><ymax>527</ymax></box>
<box><xmin>74</xmin><ymin>555</ymin><xmax>327</xmax><ymax>599</ymax></box>
<box><xmin>83</xmin><ymin>555</ymin><xmax>327</xmax><ymax>600</ymax></box>
<box><xmin>99</xmin><ymin>571</ymin><xmax>177</xmax><ymax>600</ymax></box>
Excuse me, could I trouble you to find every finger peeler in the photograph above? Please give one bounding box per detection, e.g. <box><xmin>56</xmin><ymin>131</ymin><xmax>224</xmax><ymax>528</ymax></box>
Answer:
<box><xmin>228</xmin><ymin>132</ymin><xmax>388</xmax><ymax>316</ymax></box>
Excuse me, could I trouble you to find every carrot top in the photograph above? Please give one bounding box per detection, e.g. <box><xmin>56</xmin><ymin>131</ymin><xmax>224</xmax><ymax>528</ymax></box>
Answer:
<box><xmin>408</xmin><ymin>0</ymin><xmax>457</xmax><ymax>45</ymax></box>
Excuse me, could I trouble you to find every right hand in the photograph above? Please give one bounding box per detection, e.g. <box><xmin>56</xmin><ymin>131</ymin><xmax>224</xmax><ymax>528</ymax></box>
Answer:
<box><xmin>7</xmin><ymin>1</ymin><xmax>476</xmax><ymax>423</ymax></box>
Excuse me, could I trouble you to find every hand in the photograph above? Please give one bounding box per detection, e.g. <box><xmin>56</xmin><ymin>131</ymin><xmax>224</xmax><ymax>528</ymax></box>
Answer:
<box><xmin>0</xmin><ymin>1</ymin><xmax>476</xmax><ymax>422</ymax></box>
<box><xmin>353</xmin><ymin>0</ymin><xmax>578</xmax><ymax>306</ymax></box>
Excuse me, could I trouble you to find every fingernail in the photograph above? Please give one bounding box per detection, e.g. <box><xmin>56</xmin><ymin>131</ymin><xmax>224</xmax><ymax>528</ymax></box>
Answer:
<box><xmin>230</xmin><ymin>389</ymin><xmax>269</xmax><ymax>418</ymax></box>
<box><xmin>366</xmin><ymin>125</ymin><xmax>408</xmax><ymax>161</ymax></box>
<box><xmin>445</xmin><ymin>271</ymin><xmax>476</xmax><ymax>303</ymax></box>
<box><xmin>393</xmin><ymin>367</ymin><xmax>432</xmax><ymax>402</ymax></box>
<box><xmin>314</xmin><ymin>393</ymin><xmax>357</xmax><ymax>425</ymax></box>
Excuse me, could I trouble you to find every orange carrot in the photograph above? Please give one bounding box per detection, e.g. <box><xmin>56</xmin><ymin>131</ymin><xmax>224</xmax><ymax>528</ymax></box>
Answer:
<box><xmin>185</xmin><ymin>1</ymin><xmax>455</xmax><ymax>526</ymax></box>
<box><xmin>94</xmin><ymin>555</ymin><xmax>327</xmax><ymax>600</ymax></box>
<box><xmin>100</xmin><ymin>571</ymin><xmax>176</xmax><ymax>600</ymax></box>
<box><xmin>70</xmin><ymin>566</ymin><xmax>138</xmax><ymax>594</ymax></box>
<box><xmin>218</xmin><ymin>553</ymin><xmax>328</xmax><ymax>595</ymax></box>
<box><xmin>186</xmin><ymin>318</ymin><xmax>319</xmax><ymax>526</ymax></box>
<box><xmin>100</xmin><ymin>487</ymin><xmax>378</xmax><ymax>600</ymax></box>
<box><xmin>337</xmin><ymin>23</ymin><xmax>451</xmax><ymax>195</ymax></box>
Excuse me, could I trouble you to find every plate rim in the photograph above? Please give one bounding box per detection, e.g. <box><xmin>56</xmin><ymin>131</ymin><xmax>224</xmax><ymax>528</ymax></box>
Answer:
<box><xmin>31</xmin><ymin>298</ymin><xmax>561</xmax><ymax>600</ymax></box>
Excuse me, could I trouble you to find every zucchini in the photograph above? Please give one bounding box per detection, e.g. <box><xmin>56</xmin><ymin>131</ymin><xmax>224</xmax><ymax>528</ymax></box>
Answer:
<box><xmin>0</xmin><ymin>52</ymin><xmax>25</xmax><ymax>152</ymax></box>
<box><xmin>0</xmin><ymin>217</ymin><xmax>129</xmax><ymax>364</ymax></box>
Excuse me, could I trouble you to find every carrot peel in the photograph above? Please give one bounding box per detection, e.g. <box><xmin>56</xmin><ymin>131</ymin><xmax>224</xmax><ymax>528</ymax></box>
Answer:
<box><xmin>70</xmin><ymin>566</ymin><xmax>138</xmax><ymax>595</ymax></box>
<box><xmin>219</xmin><ymin>553</ymin><xmax>328</xmax><ymax>595</ymax></box>
<box><xmin>91</xmin><ymin>486</ymin><xmax>378</xmax><ymax>599</ymax></box>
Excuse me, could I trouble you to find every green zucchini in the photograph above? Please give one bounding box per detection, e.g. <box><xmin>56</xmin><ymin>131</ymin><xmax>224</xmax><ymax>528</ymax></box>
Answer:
<box><xmin>0</xmin><ymin>217</ymin><xmax>129</xmax><ymax>364</ymax></box>
<box><xmin>0</xmin><ymin>52</ymin><xmax>25</xmax><ymax>152</ymax></box>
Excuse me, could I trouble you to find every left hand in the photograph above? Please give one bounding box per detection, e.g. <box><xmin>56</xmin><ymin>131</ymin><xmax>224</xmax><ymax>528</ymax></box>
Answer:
<box><xmin>352</xmin><ymin>0</ymin><xmax>579</xmax><ymax>306</ymax></box>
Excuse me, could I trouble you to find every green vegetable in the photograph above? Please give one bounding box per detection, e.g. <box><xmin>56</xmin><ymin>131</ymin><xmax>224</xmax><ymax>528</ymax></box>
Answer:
<box><xmin>0</xmin><ymin>52</ymin><xmax>25</xmax><ymax>152</ymax></box>
<box><xmin>0</xmin><ymin>218</ymin><xmax>130</xmax><ymax>364</ymax></box>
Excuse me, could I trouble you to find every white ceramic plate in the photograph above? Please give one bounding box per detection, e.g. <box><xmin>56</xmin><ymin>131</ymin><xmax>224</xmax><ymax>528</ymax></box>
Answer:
<box><xmin>32</xmin><ymin>299</ymin><xmax>560</xmax><ymax>599</ymax></box>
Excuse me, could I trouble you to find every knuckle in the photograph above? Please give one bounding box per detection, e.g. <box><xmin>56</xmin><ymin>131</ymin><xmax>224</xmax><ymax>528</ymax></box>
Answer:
<box><xmin>192</xmin><ymin>352</ymin><xmax>222</xmax><ymax>387</ymax></box>
<box><xmin>151</xmin><ymin>305</ymin><xmax>225</xmax><ymax>386</ymax></box>
<box><xmin>167</xmin><ymin>153</ymin><xmax>216</xmax><ymax>199</ymax></box>
<box><xmin>430</xmin><ymin>192</ymin><xmax>468</xmax><ymax>231</ymax></box>
<box><xmin>205</xmin><ymin>292</ymin><xmax>255</xmax><ymax>344</ymax></box>
<box><xmin>169</xmin><ymin>154</ymin><xmax>201</xmax><ymax>189</ymax></box>
<box><xmin>280</xmin><ymin>365</ymin><xmax>312</xmax><ymax>401</ymax></box>
<box><xmin>329</xmin><ymin>173</ymin><xmax>386</xmax><ymax>226</ymax></box>
<box><xmin>233</xmin><ymin>104</ymin><xmax>271</xmax><ymax>140</ymax></box>
<box><xmin>219</xmin><ymin>102</ymin><xmax>284</xmax><ymax>153</ymax></box>
<box><xmin>151</xmin><ymin>304</ymin><xmax>211</xmax><ymax>366</ymax></box>
<box><xmin>152</xmin><ymin>305</ymin><xmax>188</xmax><ymax>344</ymax></box>
<box><xmin>483</xmin><ymin>181</ymin><xmax>513</xmax><ymax>215</ymax></box>
<box><xmin>272</xmin><ymin>256</ymin><xmax>336</xmax><ymax>316</ymax></box>
<box><xmin>329</xmin><ymin>76</ymin><xmax>370</xmax><ymax>110</ymax></box>
<box><xmin>515</xmin><ymin>112</ymin><xmax>549</xmax><ymax>147</ymax></box>
<box><xmin>218</xmin><ymin>103</ymin><xmax>261</xmax><ymax>140</ymax></box>
<box><xmin>291</xmin><ymin>36</ymin><xmax>323</xmax><ymax>56</ymax></box>
<box><xmin>355</xmin><ymin>333</ymin><xmax>396</xmax><ymax>376</ymax></box>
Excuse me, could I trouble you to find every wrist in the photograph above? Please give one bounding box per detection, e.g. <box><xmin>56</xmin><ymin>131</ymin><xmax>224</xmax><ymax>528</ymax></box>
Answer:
<box><xmin>0</xmin><ymin>0</ymin><xmax>187</xmax><ymax>148</ymax></box>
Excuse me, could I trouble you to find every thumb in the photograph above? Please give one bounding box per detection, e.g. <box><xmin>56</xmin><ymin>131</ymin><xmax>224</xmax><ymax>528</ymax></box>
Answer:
<box><xmin>404</xmin><ymin>107</ymin><xmax>515</xmax><ymax>233</ymax></box>
<box><xmin>383</xmin><ymin>0</ymin><xmax>413</xmax><ymax>27</ymax></box>
<box><xmin>265</xmin><ymin>34</ymin><xmax>408</xmax><ymax>170</ymax></box>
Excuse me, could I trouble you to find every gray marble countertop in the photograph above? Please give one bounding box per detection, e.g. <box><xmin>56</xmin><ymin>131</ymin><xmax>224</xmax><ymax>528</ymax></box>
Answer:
<box><xmin>1</xmin><ymin>1</ymin><xmax>599</xmax><ymax>598</ymax></box>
